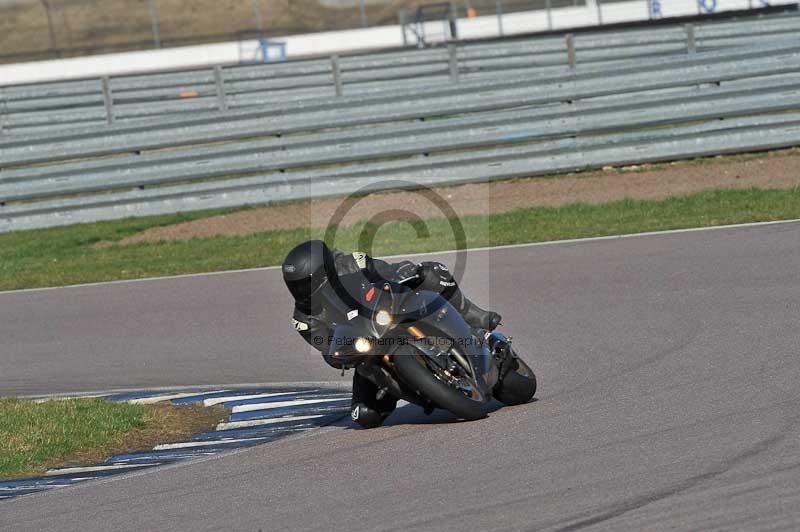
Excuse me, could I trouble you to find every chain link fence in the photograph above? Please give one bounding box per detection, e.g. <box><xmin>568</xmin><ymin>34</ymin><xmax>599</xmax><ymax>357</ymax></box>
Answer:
<box><xmin>0</xmin><ymin>0</ymin><xmax>599</xmax><ymax>63</ymax></box>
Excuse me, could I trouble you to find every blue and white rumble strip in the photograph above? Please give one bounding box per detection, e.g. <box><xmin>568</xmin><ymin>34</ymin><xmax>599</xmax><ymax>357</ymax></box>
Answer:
<box><xmin>0</xmin><ymin>387</ymin><xmax>350</xmax><ymax>502</ymax></box>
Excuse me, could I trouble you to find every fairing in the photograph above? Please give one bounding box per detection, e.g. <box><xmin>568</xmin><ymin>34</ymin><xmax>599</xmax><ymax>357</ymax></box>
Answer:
<box><xmin>321</xmin><ymin>272</ymin><xmax>498</xmax><ymax>394</ymax></box>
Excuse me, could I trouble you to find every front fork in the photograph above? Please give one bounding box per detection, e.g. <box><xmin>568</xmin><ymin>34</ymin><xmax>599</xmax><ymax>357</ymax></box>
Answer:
<box><xmin>486</xmin><ymin>331</ymin><xmax>512</xmax><ymax>355</ymax></box>
<box><xmin>481</xmin><ymin>331</ymin><xmax>514</xmax><ymax>388</ymax></box>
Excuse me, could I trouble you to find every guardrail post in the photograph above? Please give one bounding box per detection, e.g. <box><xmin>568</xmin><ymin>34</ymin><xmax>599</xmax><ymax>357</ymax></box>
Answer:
<box><xmin>0</xmin><ymin>87</ymin><xmax>6</xmax><ymax>135</ymax></box>
<box><xmin>685</xmin><ymin>23</ymin><xmax>696</xmax><ymax>54</ymax></box>
<box><xmin>448</xmin><ymin>43</ymin><xmax>459</xmax><ymax>82</ymax></box>
<box><xmin>331</xmin><ymin>55</ymin><xmax>343</xmax><ymax>97</ymax></box>
<box><xmin>566</xmin><ymin>34</ymin><xmax>576</xmax><ymax>69</ymax></box>
<box><xmin>496</xmin><ymin>1</ymin><xmax>504</xmax><ymax>36</ymax></box>
<box><xmin>213</xmin><ymin>66</ymin><xmax>228</xmax><ymax>112</ymax></box>
<box><xmin>448</xmin><ymin>2</ymin><xmax>458</xmax><ymax>40</ymax></box>
<box><xmin>101</xmin><ymin>76</ymin><xmax>115</xmax><ymax>125</ymax></box>
<box><xmin>596</xmin><ymin>0</ymin><xmax>603</xmax><ymax>25</ymax></box>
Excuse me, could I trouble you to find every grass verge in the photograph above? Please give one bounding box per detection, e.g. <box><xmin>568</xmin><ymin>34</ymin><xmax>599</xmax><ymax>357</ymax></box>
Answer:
<box><xmin>0</xmin><ymin>398</ymin><xmax>225</xmax><ymax>480</ymax></box>
<box><xmin>1</xmin><ymin>186</ymin><xmax>799</xmax><ymax>291</ymax></box>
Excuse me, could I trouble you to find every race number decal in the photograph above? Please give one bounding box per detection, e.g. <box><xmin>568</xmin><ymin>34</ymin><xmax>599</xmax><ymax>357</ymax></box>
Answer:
<box><xmin>292</xmin><ymin>318</ymin><xmax>309</xmax><ymax>331</ymax></box>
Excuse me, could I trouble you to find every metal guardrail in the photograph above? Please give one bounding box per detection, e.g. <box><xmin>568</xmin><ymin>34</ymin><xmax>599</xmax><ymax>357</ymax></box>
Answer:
<box><xmin>3</xmin><ymin>116</ymin><xmax>799</xmax><ymax>233</ymax></box>
<box><xmin>7</xmin><ymin>13</ymin><xmax>800</xmax><ymax>97</ymax></box>
<box><xmin>4</xmin><ymin>69</ymin><xmax>800</xmax><ymax>183</ymax></box>
<box><xmin>3</xmin><ymin>44</ymin><xmax>799</xmax><ymax>163</ymax></box>
<box><xmin>1</xmin><ymin>13</ymin><xmax>799</xmax><ymax>134</ymax></box>
<box><xmin>5</xmin><ymin>35</ymin><xmax>795</xmax><ymax>130</ymax></box>
<box><xmin>3</xmin><ymin>83</ymin><xmax>800</xmax><ymax>202</ymax></box>
<box><xmin>2</xmin><ymin>16</ymin><xmax>800</xmax><ymax>232</ymax></box>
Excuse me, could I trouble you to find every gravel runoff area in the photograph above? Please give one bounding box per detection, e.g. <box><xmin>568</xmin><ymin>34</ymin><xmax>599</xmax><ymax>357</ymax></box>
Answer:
<box><xmin>111</xmin><ymin>151</ymin><xmax>800</xmax><ymax>246</ymax></box>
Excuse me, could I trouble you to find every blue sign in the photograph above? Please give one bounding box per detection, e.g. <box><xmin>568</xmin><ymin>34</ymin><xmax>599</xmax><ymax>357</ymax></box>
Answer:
<box><xmin>650</xmin><ymin>0</ymin><xmax>663</xmax><ymax>18</ymax></box>
<box><xmin>259</xmin><ymin>40</ymin><xmax>287</xmax><ymax>64</ymax></box>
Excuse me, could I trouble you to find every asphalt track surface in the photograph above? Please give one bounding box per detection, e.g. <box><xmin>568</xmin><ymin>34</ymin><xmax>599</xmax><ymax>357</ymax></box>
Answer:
<box><xmin>3</xmin><ymin>221</ymin><xmax>800</xmax><ymax>531</ymax></box>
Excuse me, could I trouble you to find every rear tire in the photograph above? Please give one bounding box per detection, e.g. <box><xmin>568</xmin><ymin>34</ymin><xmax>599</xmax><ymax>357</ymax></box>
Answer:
<box><xmin>392</xmin><ymin>346</ymin><xmax>489</xmax><ymax>421</ymax></box>
<box><xmin>494</xmin><ymin>357</ymin><xmax>537</xmax><ymax>406</ymax></box>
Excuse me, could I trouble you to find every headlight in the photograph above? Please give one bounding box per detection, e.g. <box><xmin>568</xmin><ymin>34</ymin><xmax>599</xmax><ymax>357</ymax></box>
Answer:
<box><xmin>354</xmin><ymin>337</ymin><xmax>372</xmax><ymax>353</ymax></box>
<box><xmin>375</xmin><ymin>310</ymin><xmax>393</xmax><ymax>327</ymax></box>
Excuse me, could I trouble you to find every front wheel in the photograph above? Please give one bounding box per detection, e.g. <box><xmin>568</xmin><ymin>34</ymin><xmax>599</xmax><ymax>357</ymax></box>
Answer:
<box><xmin>494</xmin><ymin>356</ymin><xmax>537</xmax><ymax>406</ymax></box>
<box><xmin>392</xmin><ymin>345</ymin><xmax>489</xmax><ymax>421</ymax></box>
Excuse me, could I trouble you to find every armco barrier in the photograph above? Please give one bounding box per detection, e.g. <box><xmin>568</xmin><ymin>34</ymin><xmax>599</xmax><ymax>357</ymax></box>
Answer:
<box><xmin>2</xmin><ymin>85</ymin><xmax>800</xmax><ymax>202</ymax></box>
<box><xmin>3</xmin><ymin>116</ymin><xmax>799</xmax><ymax>233</ymax></box>
<box><xmin>3</xmin><ymin>44</ymin><xmax>799</xmax><ymax>163</ymax></box>
<box><xmin>1</xmin><ymin>13</ymin><xmax>799</xmax><ymax>133</ymax></box>
<box><xmin>3</xmin><ymin>69</ymin><xmax>800</xmax><ymax>185</ymax></box>
<box><xmin>7</xmin><ymin>16</ymin><xmax>800</xmax><ymax>99</ymax></box>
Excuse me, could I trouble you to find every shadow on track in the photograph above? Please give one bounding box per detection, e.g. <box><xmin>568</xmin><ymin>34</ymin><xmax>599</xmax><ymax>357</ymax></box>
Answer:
<box><xmin>340</xmin><ymin>399</ymin><xmax>537</xmax><ymax>430</ymax></box>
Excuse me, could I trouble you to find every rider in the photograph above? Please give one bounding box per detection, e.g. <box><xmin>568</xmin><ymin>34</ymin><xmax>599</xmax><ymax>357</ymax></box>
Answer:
<box><xmin>282</xmin><ymin>239</ymin><xmax>502</xmax><ymax>429</ymax></box>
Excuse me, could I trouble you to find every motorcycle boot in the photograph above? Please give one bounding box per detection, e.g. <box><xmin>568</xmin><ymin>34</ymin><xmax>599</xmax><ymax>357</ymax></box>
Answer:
<box><xmin>351</xmin><ymin>371</ymin><xmax>397</xmax><ymax>429</ymax></box>
<box><xmin>350</xmin><ymin>403</ymin><xmax>384</xmax><ymax>429</ymax></box>
<box><xmin>461</xmin><ymin>298</ymin><xmax>502</xmax><ymax>331</ymax></box>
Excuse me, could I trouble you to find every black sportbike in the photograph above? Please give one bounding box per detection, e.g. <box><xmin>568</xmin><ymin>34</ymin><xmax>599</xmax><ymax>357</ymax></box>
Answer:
<box><xmin>322</xmin><ymin>271</ymin><xmax>537</xmax><ymax>421</ymax></box>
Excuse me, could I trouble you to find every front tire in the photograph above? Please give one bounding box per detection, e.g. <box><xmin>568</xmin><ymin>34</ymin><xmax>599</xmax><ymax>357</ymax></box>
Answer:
<box><xmin>392</xmin><ymin>346</ymin><xmax>489</xmax><ymax>421</ymax></box>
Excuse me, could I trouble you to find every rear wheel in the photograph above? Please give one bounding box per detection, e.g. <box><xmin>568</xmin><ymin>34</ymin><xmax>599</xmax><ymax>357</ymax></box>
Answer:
<box><xmin>494</xmin><ymin>356</ymin><xmax>537</xmax><ymax>406</ymax></box>
<box><xmin>392</xmin><ymin>345</ymin><xmax>489</xmax><ymax>421</ymax></box>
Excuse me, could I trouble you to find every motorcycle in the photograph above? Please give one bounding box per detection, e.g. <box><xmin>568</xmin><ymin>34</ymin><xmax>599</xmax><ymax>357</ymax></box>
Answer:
<box><xmin>321</xmin><ymin>271</ymin><xmax>537</xmax><ymax>421</ymax></box>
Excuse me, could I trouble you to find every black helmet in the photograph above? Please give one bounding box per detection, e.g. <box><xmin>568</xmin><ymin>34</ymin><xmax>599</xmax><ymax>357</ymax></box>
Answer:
<box><xmin>282</xmin><ymin>240</ymin><xmax>335</xmax><ymax>302</ymax></box>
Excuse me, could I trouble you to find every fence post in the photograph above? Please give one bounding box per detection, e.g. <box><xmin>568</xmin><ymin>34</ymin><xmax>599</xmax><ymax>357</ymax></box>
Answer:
<box><xmin>101</xmin><ymin>76</ymin><xmax>115</xmax><ymax>125</ymax></box>
<box><xmin>331</xmin><ymin>55</ymin><xmax>343</xmax><ymax>97</ymax></box>
<box><xmin>213</xmin><ymin>66</ymin><xmax>228</xmax><ymax>112</ymax></box>
<box><xmin>496</xmin><ymin>1</ymin><xmax>504</xmax><ymax>36</ymax></box>
<box><xmin>359</xmin><ymin>0</ymin><xmax>368</xmax><ymax>27</ymax></box>
<box><xmin>399</xmin><ymin>10</ymin><xmax>409</xmax><ymax>47</ymax></box>
<box><xmin>566</xmin><ymin>34</ymin><xmax>576</xmax><ymax>69</ymax></box>
<box><xmin>685</xmin><ymin>23</ymin><xmax>696</xmax><ymax>54</ymax></box>
<box><xmin>448</xmin><ymin>43</ymin><xmax>459</xmax><ymax>82</ymax></box>
<box><xmin>147</xmin><ymin>0</ymin><xmax>161</xmax><ymax>48</ymax></box>
<box><xmin>546</xmin><ymin>0</ymin><xmax>553</xmax><ymax>30</ymax></box>
<box><xmin>40</xmin><ymin>0</ymin><xmax>59</xmax><ymax>56</ymax></box>
<box><xmin>252</xmin><ymin>0</ymin><xmax>265</xmax><ymax>38</ymax></box>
